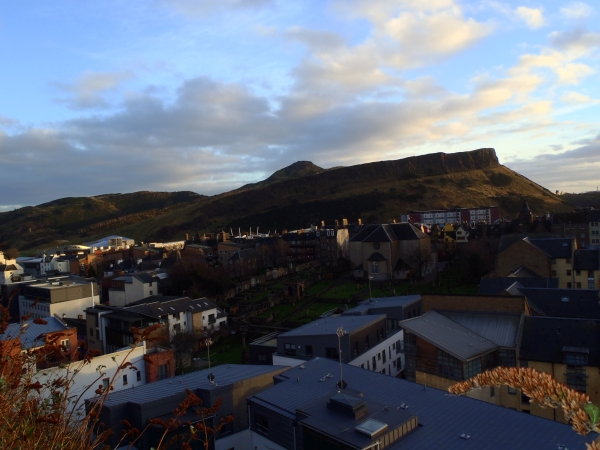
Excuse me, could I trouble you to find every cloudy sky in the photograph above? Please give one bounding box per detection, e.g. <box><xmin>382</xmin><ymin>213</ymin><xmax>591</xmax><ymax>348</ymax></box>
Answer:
<box><xmin>1</xmin><ymin>0</ymin><xmax>599</xmax><ymax>210</ymax></box>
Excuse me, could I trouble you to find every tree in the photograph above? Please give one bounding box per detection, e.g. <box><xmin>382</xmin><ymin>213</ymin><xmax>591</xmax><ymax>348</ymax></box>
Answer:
<box><xmin>170</xmin><ymin>330</ymin><xmax>198</xmax><ymax>375</ymax></box>
<box><xmin>4</xmin><ymin>247</ymin><xmax>19</xmax><ymax>259</ymax></box>
<box><xmin>408</xmin><ymin>244</ymin><xmax>432</xmax><ymax>280</ymax></box>
<box><xmin>449</xmin><ymin>367</ymin><xmax>600</xmax><ymax>449</ymax></box>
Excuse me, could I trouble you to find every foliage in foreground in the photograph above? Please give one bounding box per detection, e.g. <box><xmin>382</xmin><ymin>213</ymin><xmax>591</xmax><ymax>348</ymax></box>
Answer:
<box><xmin>449</xmin><ymin>367</ymin><xmax>600</xmax><ymax>450</ymax></box>
<box><xmin>0</xmin><ymin>303</ymin><xmax>231</xmax><ymax>450</ymax></box>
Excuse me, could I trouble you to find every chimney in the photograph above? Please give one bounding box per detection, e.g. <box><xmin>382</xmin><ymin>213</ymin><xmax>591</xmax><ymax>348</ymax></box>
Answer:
<box><xmin>185</xmin><ymin>233</ymin><xmax>189</xmax><ymax>241</ymax></box>
<box><xmin>321</xmin><ymin>220</ymin><xmax>325</xmax><ymax>227</ymax></box>
<box><xmin>343</xmin><ymin>218</ymin><xmax>348</xmax><ymax>226</ymax></box>
<box><xmin>357</xmin><ymin>218</ymin><xmax>362</xmax><ymax>225</ymax></box>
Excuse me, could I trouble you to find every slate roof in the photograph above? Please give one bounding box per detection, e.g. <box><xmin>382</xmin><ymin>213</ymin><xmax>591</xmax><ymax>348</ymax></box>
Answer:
<box><xmin>366</xmin><ymin>252</ymin><xmax>386</xmax><ymax>262</ymax></box>
<box><xmin>350</xmin><ymin>223</ymin><xmax>427</xmax><ymax>243</ymax></box>
<box><xmin>101</xmin><ymin>364</ymin><xmax>288</xmax><ymax>407</ymax></box>
<box><xmin>477</xmin><ymin>277</ymin><xmax>558</xmax><ymax>295</ymax></box>
<box><xmin>519</xmin><ymin>288</ymin><xmax>600</xmax><ymax>319</ymax></box>
<box><xmin>0</xmin><ymin>316</ymin><xmax>69</xmax><ymax>350</ymax></box>
<box><xmin>400</xmin><ymin>311</ymin><xmax>497</xmax><ymax>361</ymax></box>
<box><xmin>249</xmin><ymin>357</ymin><xmax>594</xmax><ymax>450</ymax></box>
<box><xmin>440</xmin><ymin>311</ymin><xmax>521</xmax><ymax>348</ymax></box>
<box><xmin>525</xmin><ymin>237</ymin><xmax>573</xmax><ymax>258</ymax></box>
<box><xmin>126</xmin><ymin>296</ymin><xmax>222</xmax><ymax>318</ymax></box>
<box><xmin>520</xmin><ymin>316</ymin><xmax>600</xmax><ymax>366</ymax></box>
<box><xmin>278</xmin><ymin>314</ymin><xmax>386</xmax><ymax>337</ymax></box>
<box><xmin>132</xmin><ymin>272</ymin><xmax>156</xmax><ymax>283</ymax></box>
<box><xmin>573</xmin><ymin>249</ymin><xmax>599</xmax><ymax>271</ymax></box>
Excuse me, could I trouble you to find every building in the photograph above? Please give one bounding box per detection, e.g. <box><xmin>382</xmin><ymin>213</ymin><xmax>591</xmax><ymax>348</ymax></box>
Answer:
<box><xmin>519</xmin><ymin>316</ymin><xmax>600</xmax><ymax>422</ymax></box>
<box><xmin>408</xmin><ymin>206</ymin><xmax>500</xmax><ymax>226</ymax></box>
<box><xmin>18</xmin><ymin>279</ymin><xmax>100</xmax><ymax>320</ymax></box>
<box><xmin>316</xmin><ymin>226</ymin><xmax>350</xmax><ymax>267</ymax></box>
<box><xmin>245</xmin><ymin>356</ymin><xmax>594</xmax><ymax>449</ymax></box>
<box><xmin>108</xmin><ymin>272</ymin><xmax>161</xmax><ymax>306</ymax></box>
<box><xmin>494</xmin><ymin>237</ymin><xmax>575</xmax><ymax>288</ymax></box>
<box><xmin>349</xmin><ymin>223</ymin><xmax>435</xmax><ymax>280</ymax></box>
<box><xmin>86</xmin><ymin>296</ymin><xmax>227</xmax><ymax>354</ymax></box>
<box><xmin>518</xmin><ymin>288</ymin><xmax>600</xmax><ymax>319</ymax></box>
<box><xmin>257</xmin><ymin>296</ymin><xmax>422</xmax><ymax>378</ymax></box>
<box><xmin>90</xmin><ymin>364</ymin><xmax>288</xmax><ymax>450</ymax></box>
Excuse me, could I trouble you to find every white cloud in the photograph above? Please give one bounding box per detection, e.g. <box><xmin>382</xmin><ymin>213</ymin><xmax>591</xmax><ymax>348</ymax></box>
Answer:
<box><xmin>559</xmin><ymin>91</ymin><xmax>600</xmax><ymax>104</ymax></box>
<box><xmin>52</xmin><ymin>70</ymin><xmax>134</xmax><ymax>110</ymax></box>
<box><xmin>515</xmin><ymin>6</ymin><xmax>545</xmax><ymax>29</ymax></box>
<box><xmin>560</xmin><ymin>2</ymin><xmax>594</xmax><ymax>19</ymax></box>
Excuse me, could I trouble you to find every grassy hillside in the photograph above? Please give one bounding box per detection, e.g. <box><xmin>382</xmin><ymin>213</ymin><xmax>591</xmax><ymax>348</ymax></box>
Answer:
<box><xmin>1</xmin><ymin>148</ymin><xmax>576</xmax><ymax>251</ymax></box>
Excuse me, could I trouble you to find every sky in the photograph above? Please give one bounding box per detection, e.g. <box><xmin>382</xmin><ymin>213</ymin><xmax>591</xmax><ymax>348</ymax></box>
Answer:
<box><xmin>1</xmin><ymin>0</ymin><xmax>599</xmax><ymax>211</ymax></box>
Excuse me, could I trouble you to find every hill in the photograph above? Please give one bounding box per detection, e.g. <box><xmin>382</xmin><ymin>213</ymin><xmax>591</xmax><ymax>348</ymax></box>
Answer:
<box><xmin>0</xmin><ymin>148</ymin><xmax>575</xmax><ymax>251</ymax></box>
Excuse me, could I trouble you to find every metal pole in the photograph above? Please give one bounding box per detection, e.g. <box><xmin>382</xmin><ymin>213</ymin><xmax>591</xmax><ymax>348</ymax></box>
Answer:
<box><xmin>337</xmin><ymin>327</ymin><xmax>344</xmax><ymax>391</ymax></box>
<box><xmin>368</xmin><ymin>276</ymin><xmax>373</xmax><ymax>300</ymax></box>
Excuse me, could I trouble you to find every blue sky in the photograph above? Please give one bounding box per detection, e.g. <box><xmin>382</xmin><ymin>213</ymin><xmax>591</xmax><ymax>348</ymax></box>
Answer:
<box><xmin>1</xmin><ymin>0</ymin><xmax>599</xmax><ymax>209</ymax></box>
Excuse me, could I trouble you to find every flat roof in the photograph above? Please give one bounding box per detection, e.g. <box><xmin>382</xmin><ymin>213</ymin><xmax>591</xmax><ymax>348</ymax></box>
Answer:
<box><xmin>278</xmin><ymin>314</ymin><xmax>386</xmax><ymax>338</ymax></box>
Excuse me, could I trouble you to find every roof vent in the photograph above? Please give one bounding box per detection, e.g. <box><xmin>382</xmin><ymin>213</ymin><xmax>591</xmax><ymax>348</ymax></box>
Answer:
<box><xmin>556</xmin><ymin>446</ymin><xmax>569</xmax><ymax>450</ymax></box>
<box><xmin>460</xmin><ymin>433</ymin><xmax>471</xmax><ymax>440</ymax></box>
<box><xmin>399</xmin><ymin>403</ymin><xmax>409</xmax><ymax>409</ymax></box>
<box><xmin>562</xmin><ymin>243</ymin><xmax>568</xmax><ymax>247</ymax></box>
<box><xmin>561</xmin><ymin>297</ymin><xmax>569</xmax><ymax>302</ymax></box>
<box><xmin>170</xmin><ymin>307</ymin><xmax>175</xmax><ymax>311</ymax></box>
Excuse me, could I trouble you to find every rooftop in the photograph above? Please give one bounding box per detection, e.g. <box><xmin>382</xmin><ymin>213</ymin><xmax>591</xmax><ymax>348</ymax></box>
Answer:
<box><xmin>249</xmin><ymin>357</ymin><xmax>595</xmax><ymax>449</ymax></box>
<box><xmin>400</xmin><ymin>311</ymin><xmax>497</xmax><ymax>361</ymax></box>
<box><xmin>519</xmin><ymin>288</ymin><xmax>600</xmax><ymax>319</ymax></box>
<box><xmin>0</xmin><ymin>316</ymin><xmax>70</xmax><ymax>349</ymax></box>
<box><xmin>278</xmin><ymin>314</ymin><xmax>386</xmax><ymax>337</ymax></box>
<box><xmin>101</xmin><ymin>364</ymin><xmax>287</xmax><ymax>407</ymax></box>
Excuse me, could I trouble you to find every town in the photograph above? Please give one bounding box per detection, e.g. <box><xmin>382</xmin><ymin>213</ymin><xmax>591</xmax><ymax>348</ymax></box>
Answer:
<box><xmin>2</xmin><ymin>201</ymin><xmax>600</xmax><ymax>449</ymax></box>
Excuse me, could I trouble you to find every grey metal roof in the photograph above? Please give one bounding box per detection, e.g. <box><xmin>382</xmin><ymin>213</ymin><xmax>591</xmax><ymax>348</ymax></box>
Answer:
<box><xmin>0</xmin><ymin>316</ymin><xmax>69</xmax><ymax>349</ymax></box>
<box><xmin>400</xmin><ymin>311</ymin><xmax>497</xmax><ymax>361</ymax></box>
<box><xmin>278</xmin><ymin>314</ymin><xmax>385</xmax><ymax>337</ymax></box>
<box><xmin>249</xmin><ymin>357</ymin><xmax>594</xmax><ymax>450</ymax></box>
<box><xmin>102</xmin><ymin>364</ymin><xmax>288</xmax><ymax>407</ymax></box>
<box><xmin>343</xmin><ymin>295</ymin><xmax>421</xmax><ymax>315</ymax></box>
<box><xmin>440</xmin><ymin>311</ymin><xmax>521</xmax><ymax>348</ymax></box>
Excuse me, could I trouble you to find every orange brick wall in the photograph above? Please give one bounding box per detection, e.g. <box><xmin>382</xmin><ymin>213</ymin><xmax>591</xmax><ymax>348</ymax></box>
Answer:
<box><xmin>495</xmin><ymin>240</ymin><xmax>550</xmax><ymax>277</ymax></box>
<box><xmin>144</xmin><ymin>348</ymin><xmax>175</xmax><ymax>383</ymax></box>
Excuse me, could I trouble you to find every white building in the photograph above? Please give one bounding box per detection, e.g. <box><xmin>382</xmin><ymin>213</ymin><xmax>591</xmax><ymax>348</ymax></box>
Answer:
<box><xmin>108</xmin><ymin>272</ymin><xmax>160</xmax><ymax>306</ymax></box>
<box><xmin>19</xmin><ymin>279</ymin><xmax>100</xmax><ymax>320</ymax></box>
<box><xmin>0</xmin><ymin>251</ymin><xmax>25</xmax><ymax>284</ymax></box>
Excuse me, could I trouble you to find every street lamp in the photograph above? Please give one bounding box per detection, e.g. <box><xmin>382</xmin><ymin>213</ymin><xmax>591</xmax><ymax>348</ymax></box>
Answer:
<box><xmin>336</xmin><ymin>327</ymin><xmax>347</xmax><ymax>391</ymax></box>
<box><xmin>205</xmin><ymin>337</ymin><xmax>215</xmax><ymax>383</ymax></box>
<box><xmin>368</xmin><ymin>275</ymin><xmax>374</xmax><ymax>300</ymax></box>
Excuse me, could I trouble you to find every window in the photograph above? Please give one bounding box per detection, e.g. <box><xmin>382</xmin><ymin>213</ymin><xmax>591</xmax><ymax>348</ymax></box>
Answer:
<box><xmin>567</xmin><ymin>365</ymin><xmax>587</xmax><ymax>392</ymax></box>
<box><xmin>372</xmin><ymin>356</ymin><xmax>377</xmax><ymax>371</ymax></box>
<box><xmin>464</xmin><ymin>358</ymin><xmax>482</xmax><ymax>379</ymax></box>
<box><xmin>576</xmin><ymin>270</ymin><xmax>581</xmax><ymax>276</ymax></box>
<box><xmin>382</xmin><ymin>350</ymin><xmax>386</xmax><ymax>363</ymax></box>
<box><xmin>551</xmin><ymin>258</ymin><xmax>557</xmax><ymax>265</ymax></box>
<box><xmin>577</xmin><ymin>282</ymin><xmax>582</xmax><ymax>288</ymax></box>
<box><xmin>208</xmin><ymin>313</ymin><xmax>216</xmax><ymax>324</ymax></box>
<box><xmin>508</xmin><ymin>387</ymin><xmax>517</xmax><ymax>395</ymax></box>
<box><xmin>255</xmin><ymin>412</ymin><xmax>269</xmax><ymax>435</ymax></box>
<box><xmin>498</xmin><ymin>349</ymin><xmax>516</xmax><ymax>367</ymax></box>
<box><xmin>396</xmin><ymin>357</ymin><xmax>402</xmax><ymax>370</ymax></box>
<box><xmin>306</xmin><ymin>345</ymin><xmax>313</xmax><ymax>356</ymax></box>
<box><xmin>551</xmin><ymin>270</ymin><xmax>557</xmax><ymax>277</ymax></box>
<box><xmin>567</xmin><ymin>270</ymin><xmax>572</xmax><ymax>276</ymax></box>
<box><xmin>158</xmin><ymin>364</ymin><xmax>168</xmax><ymax>380</ymax></box>
<box><xmin>172</xmin><ymin>312</ymin><xmax>180</xmax><ymax>320</ymax></box>
<box><xmin>102</xmin><ymin>378</ymin><xmax>109</xmax><ymax>390</ymax></box>
<box><xmin>490</xmin><ymin>386</ymin><xmax>495</xmax><ymax>397</ymax></box>
<box><xmin>123</xmin><ymin>374</ymin><xmax>128</xmax><ymax>385</ymax></box>
<box><xmin>378</xmin><ymin>352</ymin><xmax>381</xmax><ymax>360</ymax></box>
<box><xmin>173</xmin><ymin>323</ymin><xmax>181</xmax><ymax>333</ymax></box>
<box><xmin>437</xmin><ymin>349</ymin><xmax>463</xmax><ymax>380</ymax></box>
<box><xmin>325</xmin><ymin>347</ymin><xmax>338</xmax><ymax>359</ymax></box>
<box><xmin>567</xmin><ymin>282</ymin><xmax>572</xmax><ymax>288</ymax></box>
<box><xmin>89</xmin><ymin>328</ymin><xmax>94</xmax><ymax>338</ymax></box>
<box><xmin>354</xmin><ymin>341</ymin><xmax>359</xmax><ymax>356</ymax></box>
<box><xmin>136</xmin><ymin>371</ymin><xmax>141</xmax><ymax>382</ymax></box>
<box><xmin>284</xmin><ymin>343</ymin><xmax>296</xmax><ymax>356</ymax></box>
<box><xmin>60</xmin><ymin>339</ymin><xmax>71</xmax><ymax>351</ymax></box>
